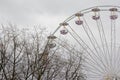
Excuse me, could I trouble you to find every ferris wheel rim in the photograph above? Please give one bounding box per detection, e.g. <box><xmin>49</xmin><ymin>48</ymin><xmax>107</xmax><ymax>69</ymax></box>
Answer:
<box><xmin>49</xmin><ymin>5</ymin><xmax>120</xmax><ymax>80</ymax></box>
<box><xmin>64</xmin><ymin>5</ymin><xmax>120</xmax><ymax>22</ymax></box>
<box><xmin>52</xmin><ymin>5</ymin><xmax>120</xmax><ymax>35</ymax></box>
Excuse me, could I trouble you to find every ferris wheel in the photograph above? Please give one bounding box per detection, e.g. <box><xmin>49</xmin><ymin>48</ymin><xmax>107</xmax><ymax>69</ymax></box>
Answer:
<box><xmin>48</xmin><ymin>5</ymin><xmax>120</xmax><ymax>80</ymax></box>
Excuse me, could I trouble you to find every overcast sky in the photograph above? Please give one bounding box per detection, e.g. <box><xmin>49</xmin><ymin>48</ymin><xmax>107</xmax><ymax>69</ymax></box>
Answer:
<box><xmin>1</xmin><ymin>1</ymin><xmax>120</xmax><ymax>79</ymax></box>
<box><xmin>0</xmin><ymin>0</ymin><xmax>120</xmax><ymax>31</ymax></box>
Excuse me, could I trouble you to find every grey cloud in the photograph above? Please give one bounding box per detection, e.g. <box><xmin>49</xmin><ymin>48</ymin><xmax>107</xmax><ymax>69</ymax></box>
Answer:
<box><xmin>0</xmin><ymin>0</ymin><xmax>119</xmax><ymax>25</ymax></box>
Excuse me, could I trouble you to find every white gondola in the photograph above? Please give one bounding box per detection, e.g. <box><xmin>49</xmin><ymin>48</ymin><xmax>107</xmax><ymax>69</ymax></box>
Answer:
<box><xmin>110</xmin><ymin>15</ymin><xmax>118</xmax><ymax>20</ymax></box>
<box><xmin>48</xmin><ymin>43</ymin><xmax>56</xmax><ymax>48</ymax></box>
<box><xmin>75</xmin><ymin>20</ymin><xmax>83</xmax><ymax>25</ymax></box>
<box><xmin>92</xmin><ymin>15</ymin><xmax>100</xmax><ymax>20</ymax></box>
<box><xmin>60</xmin><ymin>28</ymin><xmax>68</xmax><ymax>35</ymax></box>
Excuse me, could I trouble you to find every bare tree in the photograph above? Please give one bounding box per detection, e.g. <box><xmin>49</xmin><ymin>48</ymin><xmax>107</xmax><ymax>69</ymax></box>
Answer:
<box><xmin>0</xmin><ymin>25</ymin><xmax>85</xmax><ymax>80</ymax></box>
